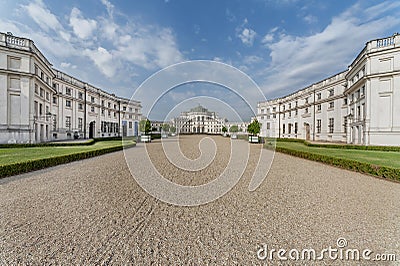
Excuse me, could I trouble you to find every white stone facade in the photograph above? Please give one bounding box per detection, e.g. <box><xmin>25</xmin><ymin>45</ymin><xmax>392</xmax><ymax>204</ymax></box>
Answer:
<box><xmin>258</xmin><ymin>33</ymin><xmax>400</xmax><ymax>146</ymax></box>
<box><xmin>0</xmin><ymin>32</ymin><xmax>141</xmax><ymax>144</ymax></box>
<box><xmin>173</xmin><ymin>105</ymin><xmax>224</xmax><ymax>134</ymax></box>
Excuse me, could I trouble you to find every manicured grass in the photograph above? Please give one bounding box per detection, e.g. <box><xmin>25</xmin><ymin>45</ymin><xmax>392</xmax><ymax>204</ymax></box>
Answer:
<box><xmin>265</xmin><ymin>140</ymin><xmax>400</xmax><ymax>181</ymax></box>
<box><xmin>276</xmin><ymin>141</ymin><xmax>400</xmax><ymax>169</ymax></box>
<box><xmin>0</xmin><ymin>140</ymin><xmax>133</xmax><ymax>166</ymax></box>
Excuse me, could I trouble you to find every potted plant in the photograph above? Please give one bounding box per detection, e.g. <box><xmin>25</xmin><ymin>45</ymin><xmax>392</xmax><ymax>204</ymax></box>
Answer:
<box><xmin>247</xmin><ymin>119</ymin><xmax>261</xmax><ymax>143</ymax></box>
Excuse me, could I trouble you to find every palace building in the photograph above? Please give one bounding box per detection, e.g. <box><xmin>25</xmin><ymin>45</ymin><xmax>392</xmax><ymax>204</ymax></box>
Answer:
<box><xmin>173</xmin><ymin>105</ymin><xmax>225</xmax><ymax>134</ymax></box>
<box><xmin>0</xmin><ymin>32</ymin><xmax>141</xmax><ymax>144</ymax></box>
<box><xmin>258</xmin><ymin>33</ymin><xmax>400</xmax><ymax>146</ymax></box>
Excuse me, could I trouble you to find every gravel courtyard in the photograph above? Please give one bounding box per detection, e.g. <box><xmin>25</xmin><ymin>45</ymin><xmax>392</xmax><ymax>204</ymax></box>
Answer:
<box><xmin>0</xmin><ymin>135</ymin><xmax>399</xmax><ymax>265</ymax></box>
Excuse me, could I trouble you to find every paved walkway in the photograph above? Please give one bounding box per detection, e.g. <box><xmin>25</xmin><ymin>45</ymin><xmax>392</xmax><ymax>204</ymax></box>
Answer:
<box><xmin>0</xmin><ymin>135</ymin><xmax>399</xmax><ymax>265</ymax></box>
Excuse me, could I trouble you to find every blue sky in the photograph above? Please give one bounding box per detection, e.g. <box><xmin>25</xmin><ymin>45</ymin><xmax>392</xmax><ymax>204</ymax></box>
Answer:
<box><xmin>1</xmin><ymin>0</ymin><xmax>400</xmax><ymax>120</ymax></box>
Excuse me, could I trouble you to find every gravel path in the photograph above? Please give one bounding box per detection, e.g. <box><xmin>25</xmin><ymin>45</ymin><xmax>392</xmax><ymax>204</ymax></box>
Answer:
<box><xmin>0</xmin><ymin>135</ymin><xmax>399</xmax><ymax>265</ymax></box>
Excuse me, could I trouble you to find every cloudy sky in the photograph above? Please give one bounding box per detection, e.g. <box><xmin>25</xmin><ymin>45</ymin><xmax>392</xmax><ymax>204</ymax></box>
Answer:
<box><xmin>1</xmin><ymin>0</ymin><xmax>399</xmax><ymax>120</ymax></box>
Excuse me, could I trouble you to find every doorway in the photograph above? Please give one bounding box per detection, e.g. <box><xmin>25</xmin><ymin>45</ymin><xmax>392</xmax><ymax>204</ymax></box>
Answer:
<box><xmin>89</xmin><ymin>121</ymin><xmax>95</xmax><ymax>138</ymax></box>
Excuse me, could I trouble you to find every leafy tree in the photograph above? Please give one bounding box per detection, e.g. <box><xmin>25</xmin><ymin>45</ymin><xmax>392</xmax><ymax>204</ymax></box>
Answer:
<box><xmin>170</xmin><ymin>126</ymin><xmax>176</xmax><ymax>133</ymax></box>
<box><xmin>162</xmin><ymin>123</ymin><xmax>170</xmax><ymax>132</ymax></box>
<box><xmin>222</xmin><ymin>126</ymin><xmax>228</xmax><ymax>133</ymax></box>
<box><xmin>140</xmin><ymin>119</ymin><xmax>152</xmax><ymax>134</ymax></box>
<box><xmin>229</xmin><ymin>125</ymin><xmax>239</xmax><ymax>133</ymax></box>
<box><xmin>247</xmin><ymin>119</ymin><xmax>261</xmax><ymax>136</ymax></box>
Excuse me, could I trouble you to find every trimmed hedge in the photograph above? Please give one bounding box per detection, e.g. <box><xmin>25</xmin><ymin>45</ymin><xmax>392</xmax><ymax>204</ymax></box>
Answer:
<box><xmin>0</xmin><ymin>142</ymin><xmax>136</xmax><ymax>178</ymax></box>
<box><xmin>0</xmin><ymin>139</ymin><xmax>96</xmax><ymax>148</ymax></box>
<box><xmin>276</xmin><ymin>138</ymin><xmax>400</xmax><ymax>152</ymax></box>
<box><xmin>273</xmin><ymin>145</ymin><xmax>400</xmax><ymax>182</ymax></box>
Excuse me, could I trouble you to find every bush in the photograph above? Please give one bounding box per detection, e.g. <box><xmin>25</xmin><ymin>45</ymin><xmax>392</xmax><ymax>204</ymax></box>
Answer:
<box><xmin>274</xmin><ymin>146</ymin><xmax>400</xmax><ymax>181</ymax></box>
<box><xmin>0</xmin><ymin>141</ymin><xmax>136</xmax><ymax>178</ymax></box>
<box><xmin>0</xmin><ymin>139</ymin><xmax>96</xmax><ymax>148</ymax></box>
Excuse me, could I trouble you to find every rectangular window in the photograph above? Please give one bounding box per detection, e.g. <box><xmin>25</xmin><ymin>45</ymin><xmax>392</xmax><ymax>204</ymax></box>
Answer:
<box><xmin>114</xmin><ymin>104</ymin><xmax>117</xmax><ymax>109</ymax></box>
<box><xmin>66</xmin><ymin>116</ymin><xmax>71</xmax><ymax>129</ymax></box>
<box><xmin>102</xmin><ymin>109</ymin><xmax>105</xmax><ymax>115</ymax></box>
<box><xmin>294</xmin><ymin>122</ymin><xmax>298</xmax><ymax>134</ymax></box>
<box><xmin>91</xmin><ymin>96</ymin><xmax>95</xmax><ymax>103</ymax></box>
<box><xmin>78</xmin><ymin>103</ymin><xmax>83</xmax><ymax>110</ymax></box>
<box><xmin>328</xmin><ymin>118</ymin><xmax>334</xmax><ymax>134</ymax></box>
<box><xmin>329</xmin><ymin>89</ymin><xmax>334</xmax><ymax>97</ymax></box>
<box><xmin>53</xmin><ymin>96</ymin><xmax>57</xmax><ymax>104</ymax></box>
<box><xmin>40</xmin><ymin>88</ymin><xmax>44</xmax><ymax>97</ymax></box>
<box><xmin>123</xmin><ymin>106</ymin><xmax>126</xmax><ymax>111</ymax></box>
<box><xmin>108</xmin><ymin>102</ymin><xmax>111</xmax><ymax>108</ymax></box>
<box><xmin>305</xmin><ymin>107</ymin><xmax>309</xmax><ymax>114</ymax></box>
<box><xmin>34</xmin><ymin>101</ymin><xmax>38</xmax><ymax>117</ymax></box>
<box><xmin>91</xmin><ymin>106</ymin><xmax>95</xmax><ymax>113</ymax></box>
<box><xmin>361</xmin><ymin>86</ymin><xmax>365</xmax><ymax>96</ymax></box>
<box><xmin>53</xmin><ymin>115</ymin><xmax>57</xmax><ymax>131</ymax></box>
<box><xmin>317</xmin><ymin>93</ymin><xmax>322</xmax><ymax>100</ymax></box>
<box><xmin>66</xmin><ymin>87</ymin><xmax>72</xmax><ymax>96</ymax></box>
<box><xmin>305</xmin><ymin>97</ymin><xmax>309</xmax><ymax>104</ymax></box>
<box><xmin>35</xmin><ymin>84</ymin><xmax>38</xmax><ymax>94</ymax></box>
<box><xmin>329</xmin><ymin>102</ymin><xmax>334</xmax><ymax>109</ymax></box>
<box><xmin>288</xmin><ymin>124</ymin><xmax>292</xmax><ymax>134</ymax></box>
<box><xmin>46</xmin><ymin>92</ymin><xmax>50</xmax><ymax>101</ymax></box>
<box><xmin>129</xmin><ymin>121</ymin><xmax>133</xmax><ymax>129</ymax></box>
<box><xmin>282</xmin><ymin>124</ymin><xmax>285</xmax><ymax>134</ymax></box>
<box><xmin>102</xmin><ymin>100</ymin><xmax>105</xmax><ymax>107</ymax></box>
<box><xmin>8</xmin><ymin>56</ymin><xmax>21</xmax><ymax>69</ymax></box>
<box><xmin>295</xmin><ymin>109</ymin><xmax>298</xmax><ymax>115</ymax></box>
<box><xmin>78</xmin><ymin>92</ymin><xmax>83</xmax><ymax>99</ymax></box>
<box><xmin>343</xmin><ymin>117</ymin><xmax>347</xmax><ymax>134</ymax></box>
<box><xmin>343</xmin><ymin>98</ymin><xmax>348</xmax><ymax>105</ymax></box>
<box><xmin>267</xmin><ymin>123</ymin><xmax>270</xmax><ymax>130</ymax></box>
<box><xmin>66</xmin><ymin>100</ymin><xmax>71</xmax><ymax>107</ymax></box>
<box><xmin>317</xmin><ymin>119</ymin><xmax>321</xmax><ymax>134</ymax></box>
<box><xmin>78</xmin><ymin>118</ymin><xmax>83</xmax><ymax>131</ymax></box>
<box><xmin>39</xmin><ymin>103</ymin><xmax>43</xmax><ymax>116</ymax></box>
<box><xmin>317</xmin><ymin>104</ymin><xmax>321</xmax><ymax>111</ymax></box>
<box><xmin>362</xmin><ymin>103</ymin><xmax>365</xmax><ymax>119</ymax></box>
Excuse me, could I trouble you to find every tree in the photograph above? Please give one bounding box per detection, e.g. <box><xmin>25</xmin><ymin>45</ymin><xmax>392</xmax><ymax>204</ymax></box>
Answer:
<box><xmin>162</xmin><ymin>123</ymin><xmax>170</xmax><ymax>132</ymax></box>
<box><xmin>170</xmin><ymin>126</ymin><xmax>176</xmax><ymax>134</ymax></box>
<box><xmin>140</xmin><ymin>119</ymin><xmax>152</xmax><ymax>134</ymax></box>
<box><xmin>229</xmin><ymin>125</ymin><xmax>239</xmax><ymax>133</ymax></box>
<box><xmin>222</xmin><ymin>126</ymin><xmax>228</xmax><ymax>133</ymax></box>
<box><xmin>247</xmin><ymin>119</ymin><xmax>261</xmax><ymax>136</ymax></box>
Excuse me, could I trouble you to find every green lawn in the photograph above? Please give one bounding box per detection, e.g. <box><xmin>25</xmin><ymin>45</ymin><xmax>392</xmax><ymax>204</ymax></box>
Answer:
<box><xmin>274</xmin><ymin>141</ymin><xmax>400</xmax><ymax>169</ymax></box>
<box><xmin>0</xmin><ymin>140</ymin><xmax>134</xmax><ymax>166</ymax></box>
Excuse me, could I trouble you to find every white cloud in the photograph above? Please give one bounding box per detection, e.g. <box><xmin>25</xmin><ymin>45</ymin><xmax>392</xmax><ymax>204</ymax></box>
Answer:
<box><xmin>22</xmin><ymin>0</ymin><xmax>62</xmax><ymax>32</ymax></box>
<box><xmin>261</xmin><ymin>27</ymin><xmax>279</xmax><ymax>44</ymax></box>
<box><xmin>261</xmin><ymin>33</ymin><xmax>274</xmax><ymax>43</ymax></box>
<box><xmin>21</xmin><ymin>0</ymin><xmax>71</xmax><ymax>41</ymax></box>
<box><xmin>84</xmin><ymin>47</ymin><xmax>116</xmax><ymax>78</ymax></box>
<box><xmin>60</xmin><ymin>62</ymin><xmax>77</xmax><ymax>69</ymax></box>
<box><xmin>238</xmin><ymin>28</ymin><xmax>257</xmax><ymax>46</ymax></box>
<box><xmin>243</xmin><ymin>55</ymin><xmax>263</xmax><ymax>65</ymax></box>
<box><xmin>69</xmin><ymin>7</ymin><xmax>97</xmax><ymax>39</ymax></box>
<box><xmin>100</xmin><ymin>0</ymin><xmax>114</xmax><ymax>18</ymax></box>
<box><xmin>303</xmin><ymin>14</ymin><xmax>317</xmax><ymax>24</ymax></box>
<box><xmin>260</xmin><ymin>2</ymin><xmax>400</xmax><ymax>97</ymax></box>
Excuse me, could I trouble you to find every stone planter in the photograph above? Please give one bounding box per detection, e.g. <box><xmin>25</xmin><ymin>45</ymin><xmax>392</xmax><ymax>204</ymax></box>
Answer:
<box><xmin>140</xmin><ymin>135</ymin><xmax>151</xmax><ymax>143</ymax></box>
